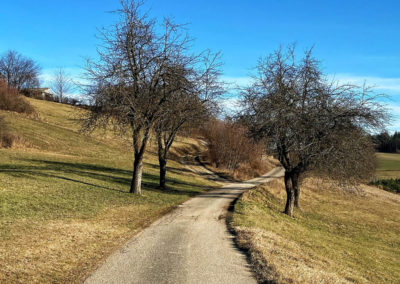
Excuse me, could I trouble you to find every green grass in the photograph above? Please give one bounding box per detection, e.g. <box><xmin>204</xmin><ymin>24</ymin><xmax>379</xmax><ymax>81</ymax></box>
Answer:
<box><xmin>232</xmin><ymin>179</ymin><xmax>400</xmax><ymax>283</ymax></box>
<box><xmin>376</xmin><ymin>152</ymin><xmax>400</xmax><ymax>179</ymax></box>
<box><xmin>0</xmin><ymin>98</ymin><xmax>218</xmax><ymax>283</ymax></box>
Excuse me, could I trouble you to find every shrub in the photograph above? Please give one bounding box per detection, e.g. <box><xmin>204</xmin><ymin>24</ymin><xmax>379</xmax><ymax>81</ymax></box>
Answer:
<box><xmin>1</xmin><ymin>133</ymin><xmax>18</xmax><ymax>148</ymax></box>
<box><xmin>0</xmin><ymin>116</ymin><xmax>21</xmax><ymax>148</ymax></box>
<box><xmin>0</xmin><ymin>80</ymin><xmax>35</xmax><ymax>115</ymax></box>
<box><xmin>370</xmin><ymin>178</ymin><xmax>400</xmax><ymax>194</ymax></box>
<box><xmin>200</xmin><ymin>118</ymin><xmax>274</xmax><ymax>179</ymax></box>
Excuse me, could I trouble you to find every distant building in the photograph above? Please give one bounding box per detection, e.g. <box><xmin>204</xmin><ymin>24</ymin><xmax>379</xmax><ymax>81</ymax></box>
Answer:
<box><xmin>21</xmin><ymin>88</ymin><xmax>54</xmax><ymax>100</ymax></box>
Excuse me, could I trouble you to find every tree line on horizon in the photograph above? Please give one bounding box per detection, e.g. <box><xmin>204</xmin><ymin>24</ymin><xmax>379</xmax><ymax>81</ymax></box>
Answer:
<box><xmin>372</xmin><ymin>131</ymin><xmax>400</xmax><ymax>153</ymax></box>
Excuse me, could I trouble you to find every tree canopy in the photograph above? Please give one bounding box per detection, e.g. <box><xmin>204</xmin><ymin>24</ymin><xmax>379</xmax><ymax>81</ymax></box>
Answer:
<box><xmin>0</xmin><ymin>50</ymin><xmax>40</xmax><ymax>90</ymax></box>
<box><xmin>242</xmin><ymin>45</ymin><xmax>387</xmax><ymax>216</ymax></box>
<box><xmin>83</xmin><ymin>0</ymin><xmax>222</xmax><ymax>193</ymax></box>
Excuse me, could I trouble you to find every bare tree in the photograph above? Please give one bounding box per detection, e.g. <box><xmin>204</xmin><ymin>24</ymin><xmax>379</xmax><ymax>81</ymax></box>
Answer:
<box><xmin>155</xmin><ymin>52</ymin><xmax>224</xmax><ymax>189</ymax></box>
<box><xmin>0</xmin><ymin>50</ymin><xmax>41</xmax><ymax>90</ymax></box>
<box><xmin>51</xmin><ymin>68</ymin><xmax>73</xmax><ymax>103</ymax></box>
<box><xmin>83</xmin><ymin>0</ymin><xmax>197</xmax><ymax>194</ymax></box>
<box><xmin>242</xmin><ymin>45</ymin><xmax>387</xmax><ymax>216</ymax></box>
<box><xmin>155</xmin><ymin>92</ymin><xmax>202</xmax><ymax>189</ymax></box>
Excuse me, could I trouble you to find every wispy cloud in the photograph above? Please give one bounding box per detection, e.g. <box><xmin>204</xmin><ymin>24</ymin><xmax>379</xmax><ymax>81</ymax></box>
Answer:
<box><xmin>388</xmin><ymin>104</ymin><xmax>400</xmax><ymax>113</ymax></box>
<box><xmin>223</xmin><ymin>74</ymin><xmax>400</xmax><ymax>95</ymax></box>
<box><xmin>330</xmin><ymin>74</ymin><xmax>400</xmax><ymax>131</ymax></box>
<box><xmin>221</xmin><ymin>76</ymin><xmax>254</xmax><ymax>88</ymax></box>
<box><xmin>39</xmin><ymin>67</ymin><xmax>85</xmax><ymax>86</ymax></box>
<box><xmin>220</xmin><ymin>96</ymin><xmax>241</xmax><ymax>115</ymax></box>
<box><xmin>331</xmin><ymin>74</ymin><xmax>400</xmax><ymax>93</ymax></box>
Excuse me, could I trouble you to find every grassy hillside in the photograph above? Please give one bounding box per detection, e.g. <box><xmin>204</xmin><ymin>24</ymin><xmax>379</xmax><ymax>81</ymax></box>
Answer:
<box><xmin>376</xmin><ymin>152</ymin><xmax>400</xmax><ymax>179</ymax></box>
<box><xmin>0</xmin><ymin>98</ymin><xmax>218</xmax><ymax>283</ymax></box>
<box><xmin>232</xmin><ymin>178</ymin><xmax>400</xmax><ymax>283</ymax></box>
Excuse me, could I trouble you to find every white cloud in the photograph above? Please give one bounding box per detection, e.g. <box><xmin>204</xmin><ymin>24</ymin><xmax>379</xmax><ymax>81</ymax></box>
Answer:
<box><xmin>221</xmin><ymin>76</ymin><xmax>254</xmax><ymax>88</ymax></box>
<box><xmin>220</xmin><ymin>96</ymin><xmax>241</xmax><ymax>114</ymax></box>
<box><xmin>330</xmin><ymin>74</ymin><xmax>400</xmax><ymax>131</ymax></box>
<box><xmin>222</xmin><ymin>74</ymin><xmax>400</xmax><ymax>95</ymax></box>
<box><xmin>39</xmin><ymin>67</ymin><xmax>85</xmax><ymax>86</ymax></box>
<box><xmin>331</xmin><ymin>74</ymin><xmax>400</xmax><ymax>93</ymax></box>
<box><xmin>39</xmin><ymin>67</ymin><xmax>88</xmax><ymax>100</ymax></box>
<box><xmin>388</xmin><ymin>104</ymin><xmax>400</xmax><ymax>113</ymax></box>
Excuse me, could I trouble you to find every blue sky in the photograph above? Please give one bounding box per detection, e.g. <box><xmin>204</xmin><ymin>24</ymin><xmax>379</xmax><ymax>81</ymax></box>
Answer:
<box><xmin>1</xmin><ymin>0</ymin><xmax>400</xmax><ymax>130</ymax></box>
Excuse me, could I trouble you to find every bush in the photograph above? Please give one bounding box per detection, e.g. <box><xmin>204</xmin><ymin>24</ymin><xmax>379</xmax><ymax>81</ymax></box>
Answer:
<box><xmin>370</xmin><ymin>178</ymin><xmax>400</xmax><ymax>194</ymax></box>
<box><xmin>0</xmin><ymin>116</ymin><xmax>21</xmax><ymax>148</ymax></box>
<box><xmin>0</xmin><ymin>80</ymin><xmax>35</xmax><ymax>115</ymax></box>
<box><xmin>1</xmin><ymin>133</ymin><xmax>18</xmax><ymax>148</ymax></box>
<box><xmin>200</xmin><ymin>118</ymin><xmax>274</xmax><ymax>179</ymax></box>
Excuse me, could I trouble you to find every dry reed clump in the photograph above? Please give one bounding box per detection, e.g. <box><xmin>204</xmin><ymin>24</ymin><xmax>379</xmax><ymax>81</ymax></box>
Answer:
<box><xmin>1</xmin><ymin>134</ymin><xmax>28</xmax><ymax>149</ymax></box>
<box><xmin>0</xmin><ymin>116</ymin><xmax>28</xmax><ymax>149</ymax></box>
<box><xmin>1</xmin><ymin>133</ymin><xmax>19</xmax><ymax>148</ymax></box>
<box><xmin>0</xmin><ymin>80</ymin><xmax>35</xmax><ymax>115</ymax></box>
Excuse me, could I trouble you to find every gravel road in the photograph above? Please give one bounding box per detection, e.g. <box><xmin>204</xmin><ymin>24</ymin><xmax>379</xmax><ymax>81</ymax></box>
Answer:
<box><xmin>85</xmin><ymin>167</ymin><xmax>284</xmax><ymax>284</ymax></box>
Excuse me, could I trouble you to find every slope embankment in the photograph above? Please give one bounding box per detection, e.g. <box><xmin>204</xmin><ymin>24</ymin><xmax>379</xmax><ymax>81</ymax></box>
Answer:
<box><xmin>232</xmin><ymin>177</ymin><xmax>400</xmax><ymax>283</ymax></box>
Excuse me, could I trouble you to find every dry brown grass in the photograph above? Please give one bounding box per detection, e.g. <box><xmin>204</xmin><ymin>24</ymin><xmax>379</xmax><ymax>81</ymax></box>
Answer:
<box><xmin>202</xmin><ymin>155</ymin><xmax>278</xmax><ymax>181</ymax></box>
<box><xmin>233</xmin><ymin>178</ymin><xmax>400</xmax><ymax>283</ymax></box>
<box><xmin>0</xmin><ymin>133</ymin><xmax>29</xmax><ymax>149</ymax></box>
<box><xmin>233</xmin><ymin>156</ymin><xmax>278</xmax><ymax>180</ymax></box>
<box><xmin>0</xmin><ymin>80</ymin><xmax>35</xmax><ymax>115</ymax></box>
<box><xmin>0</xmin><ymin>205</ymin><xmax>173</xmax><ymax>283</ymax></box>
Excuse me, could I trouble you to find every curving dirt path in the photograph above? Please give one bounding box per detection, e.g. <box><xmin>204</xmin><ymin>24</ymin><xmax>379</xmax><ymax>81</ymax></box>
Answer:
<box><xmin>85</xmin><ymin>167</ymin><xmax>284</xmax><ymax>284</ymax></box>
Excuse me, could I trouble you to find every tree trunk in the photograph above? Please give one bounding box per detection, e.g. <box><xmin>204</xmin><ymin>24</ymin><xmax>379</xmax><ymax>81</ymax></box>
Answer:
<box><xmin>130</xmin><ymin>153</ymin><xmax>144</xmax><ymax>194</ymax></box>
<box><xmin>159</xmin><ymin>156</ymin><xmax>167</xmax><ymax>190</ymax></box>
<box><xmin>284</xmin><ymin>171</ymin><xmax>295</xmax><ymax>216</ymax></box>
<box><xmin>292</xmin><ymin>172</ymin><xmax>300</xmax><ymax>208</ymax></box>
<box><xmin>156</xmin><ymin>130</ymin><xmax>168</xmax><ymax>190</ymax></box>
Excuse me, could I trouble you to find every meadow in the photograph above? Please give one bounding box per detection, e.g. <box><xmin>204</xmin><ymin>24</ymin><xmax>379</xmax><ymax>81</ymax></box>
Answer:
<box><xmin>232</xmin><ymin>178</ymin><xmax>400</xmax><ymax>283</ymax></box>
<box><xmin>376</xmin><ymin>152</ymin><xmax>400</xmax><ymax>179</ymax></box>
<box><xmin>0</xmin><ymin>98</ymin><xmax>218</xmax><ymax>283</ymax></box>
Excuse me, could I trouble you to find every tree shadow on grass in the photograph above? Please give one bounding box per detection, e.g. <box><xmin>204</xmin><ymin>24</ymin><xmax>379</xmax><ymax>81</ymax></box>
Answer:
<box><xmin>0</xmin><ymin>159</ymin><xmax>212</xmax><ymax>195</ymax></box>
<box><xmin>144</xmin><ymin>162</ymin><xmax>194</xmax><ymax>175</ymax></box>
<box><xmin>144</xmin><ymin>162</ymin><xmax>222</xmax><ymax>189</ymax></box>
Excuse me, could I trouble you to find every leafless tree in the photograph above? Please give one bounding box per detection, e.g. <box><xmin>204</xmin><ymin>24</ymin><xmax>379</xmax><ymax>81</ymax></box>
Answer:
<box><xmin>82</xmin><ymin>0</ymin><xmax>199</xmax><ymax>194</ymax></box>
<box><xmin>154</xmin><ymin>52</ymin><xmax>224</xmax><ymax>189</ymax></box>
<box><xmin>0</xmin><ymin>50</ymin><xmax>41</xmax><ymax>90</ymax></box>
<box><xmin>51</xmin><ymin>68</ymin><xmax>73</xmax><ymax>103</ymax></box>
<box><xmin>242</xmin><ymin>45</ymin><xmax>387</xmax><ymax>216</ymax></box>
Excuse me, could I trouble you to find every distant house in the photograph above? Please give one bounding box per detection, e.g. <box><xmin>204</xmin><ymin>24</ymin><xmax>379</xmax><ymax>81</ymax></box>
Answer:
<box><xmin>21</xmin><ymin>88</ymin><xmax>54</xmax><ymax>101</ymax></box>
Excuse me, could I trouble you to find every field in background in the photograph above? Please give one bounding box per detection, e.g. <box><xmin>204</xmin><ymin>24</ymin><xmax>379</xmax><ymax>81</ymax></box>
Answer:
<box><xmin>0</xmin><ymin>98</ymin><xmax>218</xmax><ymax>283</ymax></box>
<box><xmin>232</xmin><ymin>178</ymin><xmax>400</xmax><ymax>283</ymax></box>
<box><xmin>376</xmin><ymin>152</ymin><xmax>400</xmax><ymax>179</ymax></box>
